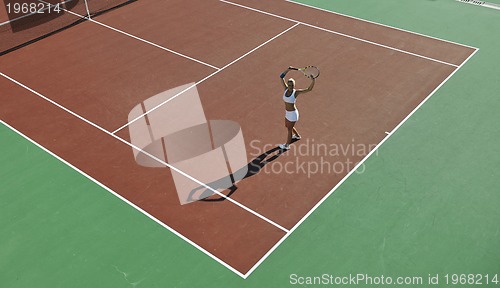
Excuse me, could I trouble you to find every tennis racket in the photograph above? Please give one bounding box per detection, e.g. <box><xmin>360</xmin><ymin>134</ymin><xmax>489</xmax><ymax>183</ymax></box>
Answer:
<box><xmin>290</xmin><ymin>66</ymin><xmax>320</xmax><ymax>79</ymax></box>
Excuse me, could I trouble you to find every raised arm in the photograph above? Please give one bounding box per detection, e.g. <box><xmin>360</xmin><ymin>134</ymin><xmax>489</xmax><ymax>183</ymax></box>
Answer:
<box><xmin>296</xmin><ymin>77</ymin><xmax>315</xmax><ymax>94</ymax></box>
<box><xmin>280</xmin><ymin>66</ymin><xmax>295</xmax><ymax>89</ymax></box>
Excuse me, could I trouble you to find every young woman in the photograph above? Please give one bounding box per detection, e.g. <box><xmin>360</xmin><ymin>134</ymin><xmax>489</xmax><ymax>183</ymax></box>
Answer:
<box><xmin>279</xmin><ymin>66</ymin><xmax>315</xmax><ymax>150</ymax></box>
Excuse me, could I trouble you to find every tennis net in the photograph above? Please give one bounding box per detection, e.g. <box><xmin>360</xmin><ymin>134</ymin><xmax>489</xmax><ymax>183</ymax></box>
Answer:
<box><xmin>0</xmin><ymin>0</ymin><xmax>134</xmax><ymax>55</ymax></box>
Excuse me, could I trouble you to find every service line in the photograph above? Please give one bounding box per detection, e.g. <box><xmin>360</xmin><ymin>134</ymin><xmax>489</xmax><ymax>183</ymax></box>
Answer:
<box><xmin>219</xmin><ymin>0</ymin><xmax>461</xmax><ymax>68</ymax></box>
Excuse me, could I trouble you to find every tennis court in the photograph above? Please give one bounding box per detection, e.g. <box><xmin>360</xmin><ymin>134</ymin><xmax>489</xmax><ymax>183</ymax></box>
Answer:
<box><xmin>1</xmin><ymin>0</ymin><xmax>499</xmax><ymax>286</ymax></box>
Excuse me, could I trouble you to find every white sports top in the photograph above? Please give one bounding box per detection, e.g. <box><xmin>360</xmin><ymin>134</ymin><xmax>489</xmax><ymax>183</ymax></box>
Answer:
<box><xmin>283</xmin><ymin>89</ymin><xmax>297</xmax><ymax>104</ymax></box>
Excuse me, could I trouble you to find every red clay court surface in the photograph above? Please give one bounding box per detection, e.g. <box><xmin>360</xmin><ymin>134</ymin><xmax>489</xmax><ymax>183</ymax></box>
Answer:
<box><xmin>0</xmin><ymin>0</ymin><xmax>477</xmax><ymax>278</ymax></box>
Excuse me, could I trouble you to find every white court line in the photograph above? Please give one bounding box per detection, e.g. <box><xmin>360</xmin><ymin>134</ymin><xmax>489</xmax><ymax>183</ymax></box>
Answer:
<box><xmin>242</xmin><ymin>40</ymin><xmax>480</xmax><ymax>280</ymax></box>
<box><xmin>87</xmin><ymin>19</ymin><xmax>221</xmax><ymax>70</ymax></box>
<box><xmin>286</xmin><ymin>0</ymin><xmax>478</xmax><ymax>50</ymax></box>
<box><xmin>37</xmin><ymin>0</ymin><xmax>220</xmax><ymax>70</ymax></box>
<box><xmin>219</xmin><ymin>0</ymin><xmax>461</xmax><ymax>68</ymax></box>
<box><xmin>112</xmin><ymin>22</ymin><xmax>301</xmax><ymax>134</ymax></box>
<box><xmin>82</xmin><ymin>0</ymin><xmax>91</xmax><ymax>19</ymax></box>
<box><xmin>0</xmin><ymin>119</ymin><xmax>248</xmax><ymax>279</ymax></box>
<box><xmin>51</xmin><ymin>1</ymin><xmax>300</xmax><ymax>134</ymax></box>
<box><xmin>0</xmin><ymin>71</ymin><xmax>289</xmax><ymax>234</ymax></box>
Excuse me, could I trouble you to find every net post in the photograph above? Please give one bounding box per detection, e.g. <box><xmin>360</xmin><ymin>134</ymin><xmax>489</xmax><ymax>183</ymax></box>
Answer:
<box><xmin>83</xmin><ymin>0</ymin><xmax>92</xmax><ymax>19</ymax></box>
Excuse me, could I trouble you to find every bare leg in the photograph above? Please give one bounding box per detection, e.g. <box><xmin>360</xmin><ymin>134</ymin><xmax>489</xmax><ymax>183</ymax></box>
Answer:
<box><xmin>292</xmin><ymin>127</ymin><xmax>300</xmax><ymax>137</ymax></box>
<box><xmin>284</xmin><ymin>118</ymin><xmax>295</xmax><ymax>145</ymax></box>
<box><xmin>286</xmin><ymin>126</ymin><xmax>293</xmax><ymax>145</ymax></box>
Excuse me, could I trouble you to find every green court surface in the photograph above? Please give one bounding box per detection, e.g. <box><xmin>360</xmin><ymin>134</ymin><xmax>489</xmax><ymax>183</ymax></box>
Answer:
<box><xmin>1</xmin><ymin>0</ymin><xmax>499</xmax><ymax>287</ymax></box>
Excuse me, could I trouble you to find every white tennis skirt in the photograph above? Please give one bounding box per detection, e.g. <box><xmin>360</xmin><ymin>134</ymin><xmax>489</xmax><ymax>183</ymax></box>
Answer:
<box><xmin>285</xmin><ymin>109</ymin><xmax>299</xmax><ymax>122</ymax></box>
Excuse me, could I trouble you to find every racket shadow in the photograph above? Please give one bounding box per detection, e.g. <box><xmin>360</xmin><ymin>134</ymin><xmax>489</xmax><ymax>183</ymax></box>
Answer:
<box><xmin>195</xmin><ymin>146</ymin><xmax>287</xmax><ymax>202</ymax></box>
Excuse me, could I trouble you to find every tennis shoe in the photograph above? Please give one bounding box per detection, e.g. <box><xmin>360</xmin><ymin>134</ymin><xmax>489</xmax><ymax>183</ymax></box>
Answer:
<box><xmin>292</xmin><ymin>134</ymin><xmax>301</xmax><ymax>140</ymax></box>
<box><xmin>279</xmin><ymin>144</ymin><xmax>290</xmax><ymax>150</ymax></box>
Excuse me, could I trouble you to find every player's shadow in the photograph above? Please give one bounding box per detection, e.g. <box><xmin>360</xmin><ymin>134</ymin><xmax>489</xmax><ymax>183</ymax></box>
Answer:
<box><xmin>195</xmin><ymin>145</ymin><xmax>287</xmax><ymax>202</ymax></box>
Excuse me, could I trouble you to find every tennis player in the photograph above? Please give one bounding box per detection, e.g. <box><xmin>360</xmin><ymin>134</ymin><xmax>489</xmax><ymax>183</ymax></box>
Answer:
<box><xmin>279</xmin><ymin>66</ymin><xmax>315</xmax><ymax>150</ymax></box>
